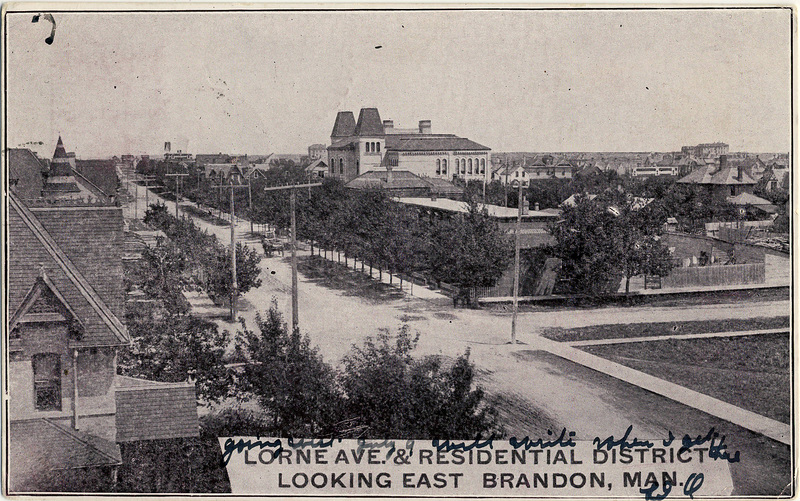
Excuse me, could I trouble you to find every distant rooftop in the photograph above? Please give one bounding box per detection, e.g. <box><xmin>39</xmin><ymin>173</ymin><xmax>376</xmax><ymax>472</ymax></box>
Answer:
<box><xmin>397</xmin><ymin>197</ymin><xmax>560</xmax><ymax>219</ymax></box>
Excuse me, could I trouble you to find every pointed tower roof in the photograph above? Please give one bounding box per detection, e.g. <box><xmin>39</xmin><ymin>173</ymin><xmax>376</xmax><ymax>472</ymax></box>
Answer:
<box><xmin>354</xmin><ymin>108</ymin><xmax>384</xmax><ymax>136</ymax></box>
<box><xmin>49</xmin><ymin>136</ymin><xmax>73</xmax><ymax>177</ymax></box>
<box><xmin>331</xmin><ymin>111</ymin><xmax>357</xmax><ymax>139</ymax></box>
<box><xmin>43</xmin><ymin>135</ymin><xmax>81</xmax><ymax>195</ymax></box>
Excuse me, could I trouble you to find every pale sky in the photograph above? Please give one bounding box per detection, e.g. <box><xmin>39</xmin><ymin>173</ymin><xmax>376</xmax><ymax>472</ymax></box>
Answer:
<box><xmin>4</xmin><ymin>8</ymin><xmax>792</xmax><ymax>158</ymax></box>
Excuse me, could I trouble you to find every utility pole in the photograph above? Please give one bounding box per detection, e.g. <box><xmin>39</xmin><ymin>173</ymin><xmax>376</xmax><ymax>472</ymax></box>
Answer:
<box><xmin>510</xmin><ymin>179</ymin><xmax>524</xmax><ymax>345</ymax></box>
<box><xmin>211</xmin><ymin>181</ymin><xmax>250</xmax><ymax>321</ymax></box>
<box><xmin>290</xmin><ymin>189</ymin><xmax>298</xmax><ymax>332</ymax></box>
<box><xmin>247</xmin><ymin>176</ymin><xmax>254</xmax><ymax>234</ymax></box>
<box><xmin>140</xmin><ymin>175</ymin><xmax>157</xmax><ymax>216</ymax></box>
<box><xmin>263</xmin><ymin>181</ymin><xmax>322</xmax><ymax>333</ymax></box>
<box><xmin>166</xmin><ymin>171</ymin><xmax>189</xmax><ymax>219</ymax></box>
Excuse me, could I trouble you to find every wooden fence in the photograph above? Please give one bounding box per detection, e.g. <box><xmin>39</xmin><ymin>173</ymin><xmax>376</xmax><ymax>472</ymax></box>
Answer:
<box><xmin>662</xmin><ymin>263</ymin><xmax>765</xmax><ymax>289</ymax></box>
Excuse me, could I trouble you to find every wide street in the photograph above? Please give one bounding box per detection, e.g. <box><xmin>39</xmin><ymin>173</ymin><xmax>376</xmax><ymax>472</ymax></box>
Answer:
<box><xmin>127</xmin><ymin>185</ymin><xmax>791</xmax><ymax>444</ymax></box>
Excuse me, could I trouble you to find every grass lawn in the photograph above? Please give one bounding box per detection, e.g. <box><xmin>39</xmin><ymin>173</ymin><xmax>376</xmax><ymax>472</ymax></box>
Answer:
<box><xmin>541</xmin><ymin>316</ymin><xmax>789</xmax><ymax>342</ymax></box>
<box><xmin>580</xmin><ymin>333</ymin><xmax>790</xmax><ymax>424</ymax></box>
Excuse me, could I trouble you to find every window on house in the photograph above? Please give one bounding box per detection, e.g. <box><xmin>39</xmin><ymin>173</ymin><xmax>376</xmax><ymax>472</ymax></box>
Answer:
<box><xmin>32</xmin><ymin>353</ymin><xmax>61</xmax><ymax>411</ymax></box>
<box><xmin>436</xmin><ymin>159</ymin><xmax>441</xmax><ymax>175</ymax></box>
<box><xmin>461</xmin><ymin>159</ymin><xmax>466</xmax><ymax>174</ymax></box>
<box><xmin>376</xmin><ymin>143</ymin><xmax>380</xmax><ymax>153</ymax></box>
<box><xmin>515</xmin><ymin>171</ymin><xmax>519</xmax><ymax>178</ymax></box>
<box><xmin>468</xmin><ymin>159</ymin><xmax>473</xmax><ymax>174</ymax></box>
<box><xmin>730</xmin><ymin>186</ymin><xmax>736</xmax><ymax>196</ymax></box>
<box><xmin>480</xmin><ymin>158</ymin><xmax>485</xmax><ymax>173</ymax></box>
<box><xmin>442</xmin><ymin>159</ymin><xmax>447</xmax><ymax>175</ymax></box>
<box><xmin>339</xmin><ymin>158</ymin><xmax>344</xmax><ymax>174</ymax></box>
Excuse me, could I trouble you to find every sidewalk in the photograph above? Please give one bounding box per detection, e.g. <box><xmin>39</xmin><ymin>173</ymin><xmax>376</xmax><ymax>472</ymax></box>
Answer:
<box><xmin>567</xmin><ymin>327</ymin><xmax>789</xmax><ymax>347</ymax></box>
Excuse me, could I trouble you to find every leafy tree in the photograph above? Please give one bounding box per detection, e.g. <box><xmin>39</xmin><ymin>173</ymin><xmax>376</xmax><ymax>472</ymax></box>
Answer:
<box><xmin>340</xmin><ymin>326</ymin><xmax>502</xmax><ymax>439</ymax></box>
<box><xmin>428</xmin><ymin>199</ymin><xmax>513</xmax><ymax>305</ymax></box>
<box><xmin>235</xmin><ymin>303</ymin><xmax>342</xmax><ymax>436</ymax></box>
<box><xmin>119</xmin><ymin>302</ymin><xmax>233</xmax><ymax>402</ymax></box>
<box><xmin>549</xmin><ymin>192</ymin><xmax>674</xmax><ymax>295</ymax></box>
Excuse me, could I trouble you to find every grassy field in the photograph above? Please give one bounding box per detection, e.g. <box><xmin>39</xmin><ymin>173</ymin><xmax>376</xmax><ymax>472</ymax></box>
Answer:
<box><xmin>580</xmin><ymin>333</ymin><xmax>790</xmax><ymax>424</ymax></box>
<box><xmin>541</xmin><ymin>316</ymin><xmax>789</xmax><ymax>342</ymax></box>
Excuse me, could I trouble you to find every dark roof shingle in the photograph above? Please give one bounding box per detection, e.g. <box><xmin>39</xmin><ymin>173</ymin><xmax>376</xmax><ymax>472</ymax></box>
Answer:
<box><xmin>115</xmin><ymin>379</ymin><xmax>199</xmax><ymax>442</ymax></box>
<box><xmin>8</xmin><ymin>195</ymin><xmax>128</xmax><ymax>347</ymax></box>
<box><xmin>354</xmin><ymin>108</ymin><xmax>384</xmax><ymax>136</ymax></box>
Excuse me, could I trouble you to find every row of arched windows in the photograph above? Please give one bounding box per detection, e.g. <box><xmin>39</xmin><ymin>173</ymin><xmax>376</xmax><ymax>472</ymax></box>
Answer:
<box><xmin>435</xmin><ymin>157</ymin><xmax>486</xmax><ymax>176</ymax></box>
<box><xmin>456</xmin><ymin>158</ymin><xmax>486</xmax><ymax>176</ymax></box>
<box><xmin>365</xmin><ymin>142</ymin><xmax>381</xmax><ymax>154</ymax></box>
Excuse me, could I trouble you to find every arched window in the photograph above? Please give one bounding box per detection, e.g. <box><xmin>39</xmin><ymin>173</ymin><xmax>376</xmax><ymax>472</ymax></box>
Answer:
<box><xmin>461</xmin><ymin>159</ymin><xmax>466</xmax><ymax>174</ymax></box>
<box><xmin>480</xmin><ymin>158</ymin><xmax>485</xmax><ymax>174</ymax></box>
<box><xmin>376</xmin><ymin>143</ymin><xmax>380</xmax><ymax>153</ymax></box>
<box><xmin>339</xmin><ymin>158</ymin><xmax>344</xmax><ymax>174</ymax></box>
<box><xmin>468</xmin><ymin>159</ymin><xmax>473</xmax><ymax>174</ymax></box>
<box><xmin>436</xmin><ymin>159</ymin><xmax>441</xmax><ymax>175</ymax></box>
<box><xmin>442</xmin><ymin>159</ymin><xmax>447</xmax><ymax>175</ymax></box>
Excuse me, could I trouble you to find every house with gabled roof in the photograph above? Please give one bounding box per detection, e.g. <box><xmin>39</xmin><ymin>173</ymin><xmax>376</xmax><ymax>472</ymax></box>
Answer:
<box><xmin>327</xmin><ymin>108</ymin><xmax>490</xmax><ymax>183</ymax></box>
<box><xmin>7</xmin><ymin>185</ymin><xmax>199</xmax><ymax>491</ymax></box>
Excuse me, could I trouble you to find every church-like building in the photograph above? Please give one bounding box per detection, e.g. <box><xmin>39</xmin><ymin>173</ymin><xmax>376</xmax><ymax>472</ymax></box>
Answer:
<box><xmin>327</xmin><ymin>108</ymin><xmax>491</xmax><ymax>183</ymax></box>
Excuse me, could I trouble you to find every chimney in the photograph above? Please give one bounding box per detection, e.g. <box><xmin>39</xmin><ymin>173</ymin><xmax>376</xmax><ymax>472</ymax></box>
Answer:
<box><xmin>383</xmin><ymin>120</ymin><xmax>394</xmax><ymax>133</ymax></box>
<box><xmin>418</xmin><ymin>120</ymin><xmax>431</xmax><ymax>134</ymax></box>
<box><xmin>737</xmin><ymin>166</ymin><xmax>743</xmax><ymax>181</ymax></box>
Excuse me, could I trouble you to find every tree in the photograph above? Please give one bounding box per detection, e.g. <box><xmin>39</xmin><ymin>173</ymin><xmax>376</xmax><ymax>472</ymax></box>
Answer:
<box><xmin>428</xmin><ymin>199</ymin><xmax>513</xmax><ymax>305</ymax></box>
<box><xmin>235</xmin><ymin>303</ymin><xmax>342</xmax><ymax>437</ymax></box>
<box><xmin>339</xmin><ymin>326</ymin><xmax>502</xmax><ymax>439</ymax></box>
<box><xmin>549</xmin><ymin>192</ymin><xmax>675</xmax><ymax>295</ymax></box>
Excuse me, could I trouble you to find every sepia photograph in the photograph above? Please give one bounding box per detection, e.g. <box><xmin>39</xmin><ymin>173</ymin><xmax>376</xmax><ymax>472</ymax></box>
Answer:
<box><xmin>1</xmin><ymin>5</ymin><xmax>794</xmax><ymax>497</ymax></box>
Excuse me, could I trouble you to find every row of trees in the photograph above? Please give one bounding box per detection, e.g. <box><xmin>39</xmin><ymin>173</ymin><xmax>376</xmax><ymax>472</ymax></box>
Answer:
<box><xmin>142</xmin><ymin>203</ymin><xmax>263</xmax><ymax>302</ymax></box>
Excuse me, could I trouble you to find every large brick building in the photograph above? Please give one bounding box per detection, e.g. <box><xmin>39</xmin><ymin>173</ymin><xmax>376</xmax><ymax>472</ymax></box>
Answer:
<box><xmin>327</xmin><ymin>108</ymin><xmax>491</xmax><ymax>183</ymax></box>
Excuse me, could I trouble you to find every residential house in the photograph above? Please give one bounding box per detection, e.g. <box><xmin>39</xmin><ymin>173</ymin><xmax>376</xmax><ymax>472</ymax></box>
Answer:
<box><xmin>676</xmin><ymin>155</ymin><xmax>757</xmax><ymax>199</ymax></box>
<box><xmin>7</xmin><ymin>138</ymin><xmax>200</xmax><ymax>492</ymax></box>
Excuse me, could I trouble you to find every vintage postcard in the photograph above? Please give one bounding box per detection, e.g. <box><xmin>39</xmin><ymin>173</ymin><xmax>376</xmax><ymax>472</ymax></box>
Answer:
<box><xmin>1</xmin><ymin>4</ymin><xmax>794</xmax><ymax>498</ymax></box>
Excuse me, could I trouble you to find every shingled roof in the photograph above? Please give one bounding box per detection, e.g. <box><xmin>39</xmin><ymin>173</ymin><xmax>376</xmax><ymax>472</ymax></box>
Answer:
<box><xmin>384</xmin><ymin>135</ymin><xmax>490</xmax><ymax>152</ymax></box>
<box><xmin>74</xmin><ymin>160</ymin><xmax>119</xmax><ymax>198</ymax></box>
<box><xmin>331</xmin><ymin>111</ymin><xmax>357</xmax><ymax>138</ymax></box>
<box><xmin>9</xmin><ymin>419</ymin><xmax>122</xmax><ymax>479</ymax></box>
<box><xmin>354</xmin><ymin>108</ymin><xmax>384</xmax><ymax>136</ymax></box>
<box><xmin>115</xmin><ymin>377</ymin><xmax>199</xmax><ymax>442</ymax></box>
<box><xmin>8</xmin><ymin>148</ymin><xmax>45</xmax><ymax>200</ymax></box>
<box><xmin>8</xmin><ymin>194</ymin><xmax>129</xmax><ymax>347</ymax></box>
<box><xmin>677</xmin><ymin>164</ymin><xmax>757</xmax><ymax>185</ymax></box>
